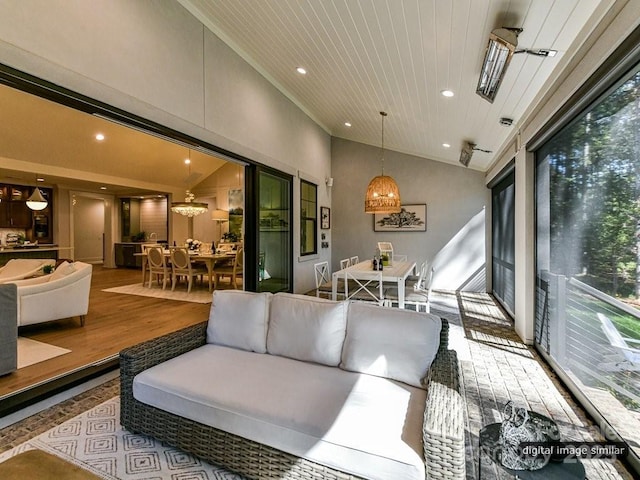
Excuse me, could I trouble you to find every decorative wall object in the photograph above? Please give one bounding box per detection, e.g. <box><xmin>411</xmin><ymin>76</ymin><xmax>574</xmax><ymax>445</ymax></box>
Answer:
<box><xmin>374</xmin><ymin>204</ymin><xmax>426</xmax><ymax>232</ymax></box>
<box><xmin>321</xmin><ymin>206</ymin><xmax>330</xmax><ymax>229</ymax></box>
<box><xmin>228</xmin><ymin>189</ymin><xmax>244</xmax><ymax>238</ymax></box>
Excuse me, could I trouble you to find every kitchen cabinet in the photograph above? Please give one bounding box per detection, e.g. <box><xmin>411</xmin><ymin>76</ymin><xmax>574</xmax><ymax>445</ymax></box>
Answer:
<box><xmin>114</xmin><ymin>243</ymin><xmax>143</xmax><ymax>268</ymax></box>
<box><xmin>0</xmin><ymin>200</ymin><xmax>32</xmax><ymax>228</ymax></box>
<box><xmin>0</xmin><ymin>184</ymin><xmax>53</xmax><ymax>241</ymax></box>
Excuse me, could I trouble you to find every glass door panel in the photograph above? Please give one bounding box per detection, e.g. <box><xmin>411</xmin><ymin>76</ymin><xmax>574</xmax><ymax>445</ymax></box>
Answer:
<box><xmin>257</xmin><ymin>170</ymin><xmax>292</xmax><ymax>293</ymax></box>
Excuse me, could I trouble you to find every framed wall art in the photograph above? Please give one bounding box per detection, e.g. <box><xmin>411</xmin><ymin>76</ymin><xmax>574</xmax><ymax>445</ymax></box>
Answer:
<box><xmin>320</xmin><ymin>206</ymin><xmax>330</xmax><ymax>229</ymax></box>
<box><xmin>374</xmin><ymin>204</ymin><xmax>426</xmax><ymax>232</ymax></box>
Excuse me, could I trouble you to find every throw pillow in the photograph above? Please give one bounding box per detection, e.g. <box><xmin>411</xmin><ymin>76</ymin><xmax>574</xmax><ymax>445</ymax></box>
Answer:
<box><xmin>207</xmin><ymin>290</ymin><xmax>272</xmax><ymax>353</ymax></box>
<box><xmin>49</xmin><ymin>261</ymin><xmax>74</xmax><ymax>281</ymax></box>
<box><xmin>267</xmin><ymin>293</ymin><xmax>347</xmax><ymax>366</ymax></box>
<box><xmin>340</xmin><ymin>302</ymin><xmax>442</xmax><ymax>388</ymax></box>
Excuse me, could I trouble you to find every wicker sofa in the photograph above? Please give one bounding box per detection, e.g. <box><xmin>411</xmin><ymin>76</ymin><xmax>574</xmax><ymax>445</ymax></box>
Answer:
<box><xmin>120</xmin><ymin>291</ymin><xmax>465</xmax><ymax>480</ymax></box>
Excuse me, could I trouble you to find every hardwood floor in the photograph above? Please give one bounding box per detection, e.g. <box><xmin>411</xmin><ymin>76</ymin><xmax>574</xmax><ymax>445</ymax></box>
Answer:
<box><xmin>0</xmin><ymin>265</ymin><xmax>211</xmax><ymax>410</ymax></box>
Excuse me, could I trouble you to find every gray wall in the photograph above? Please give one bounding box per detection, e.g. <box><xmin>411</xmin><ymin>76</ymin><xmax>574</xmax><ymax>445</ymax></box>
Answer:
<box><xmin>332</xmin><ymin>137</ymin><xmax>489</xmax><ymax>291</ymax></box>
<box><xmin>0</xmin><ymin>0</ymin><xmax>331</xmax><ymax>293</ymax></box>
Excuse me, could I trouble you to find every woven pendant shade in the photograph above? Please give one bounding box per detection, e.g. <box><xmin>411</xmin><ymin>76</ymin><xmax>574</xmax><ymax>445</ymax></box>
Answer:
<box><xmin>365</xmin><ymin>111</ymin><xmax>401</xmax><ymax>214</ymax></box>
<box><xmin>364</xmin><ymin>175</ymin><xmax>401</xmax><ymax>213</ymax></box>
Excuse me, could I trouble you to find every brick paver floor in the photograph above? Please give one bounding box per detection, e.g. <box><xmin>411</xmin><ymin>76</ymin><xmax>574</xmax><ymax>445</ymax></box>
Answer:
<box><xmin>430</xmin><ymin>291</ymin><xmax>636</xmax><ymax>479</ymax></box>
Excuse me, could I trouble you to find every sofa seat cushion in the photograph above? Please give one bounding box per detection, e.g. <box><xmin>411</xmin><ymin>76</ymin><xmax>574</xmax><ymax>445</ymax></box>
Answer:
<box><xmin>133</xmin><ymin>344</ymin><xmax>427</xmax><ymax>480</ymax></box>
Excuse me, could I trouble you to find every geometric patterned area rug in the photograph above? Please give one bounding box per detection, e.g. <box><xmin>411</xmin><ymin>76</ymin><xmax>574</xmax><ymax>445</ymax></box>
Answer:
<box><xmin>0</xmin><ymin>397</ymin><xmax>242</xmax><ymax>479</ymax></box>
<box><xmin>17</xmin><ymin>337</ymin><xmax>71</xmax><ymax>369</ymax></box>
<box><xmin>102</xmin><ymin>283</ymin><xmax>213</xmax><ymax>304</ymax></box>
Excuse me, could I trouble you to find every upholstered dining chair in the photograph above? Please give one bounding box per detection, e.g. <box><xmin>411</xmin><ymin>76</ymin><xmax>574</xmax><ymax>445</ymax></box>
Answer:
<box><xmin>170</xmin><ymin>247</ymin><xmax>208</xmax><ymax>293</ymax></box>
<box><xmin>147</xmin><ymin>246</ymin><xmax>170</xmax><ymax>290</ymax></box>
<box><xmin>214</xmin><ymin>246</ymin><xmax>244</xmax><ymax>289</ymax></box>
<box><xmin>140</xmin><ymin>243</ymin><xmax>159</xmax><ymax>285</ymax></box>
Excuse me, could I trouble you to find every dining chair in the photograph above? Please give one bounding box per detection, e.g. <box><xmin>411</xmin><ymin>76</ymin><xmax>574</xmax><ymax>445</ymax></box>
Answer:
<box><xmin>170</xmin><ymin>247</ymin><xmax>208</xmax><ymax>293</ymax></box>
<box><xmin>258</xmin><ymin>251</ymin><xmax>266</xmax><ymax>282</ymax></box>
<box><xmin>146</xmin><ymin>246</ymin><xmax>170</xmax><ymax>290</ymax></box>
<box><xmin>313</xmin><ymin>261</ymin><xmax>332</xmax><ymax>299</ymax></box>
<box><xmin>140</xmin><ymin>243</ymin><xmax>159</xmax><ymax>285</ymax></box>
<box><xmin>313</xmin><ymin>261</ymin><xmax>346</xmax><ymax>300</ymax></box>
<box><xmin>340</xmin><ymin>258</ymin><xmax>351</xmax><ymax>269</ymax></box>
<box><xmin>406</xmin><ymin>260</ymin><xmax>428</xmax><ymax>287</ymax></box>
<box><xmin>214</xmin><ymin>246</ymin><xmax>244</xmax><ymax>289</ymax></box>
<box><xmin>349</xmin><ymin>255</ymin><xmax>359</xmax><ymax>266</ymax></box>
<box><xmin>344</xmin><ymin>269</ymin><xmax>384</xmax><ymax>305</ymax></box>
<box><xmin>384</xmin><ymin>266</ymin><xmax>434</xmax><ymax>312</ymax></box>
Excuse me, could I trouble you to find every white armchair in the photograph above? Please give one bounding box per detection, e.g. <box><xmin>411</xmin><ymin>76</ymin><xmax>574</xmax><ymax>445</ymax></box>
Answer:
<box><xmin>10</xmin><ymin>261</ymin><xmax>93</xmax><ymax>327</ymax></box>
<box><xmin>0</xmin><ymin>258</ymin><xmax>56</xmax><ymax>283</ymax></box>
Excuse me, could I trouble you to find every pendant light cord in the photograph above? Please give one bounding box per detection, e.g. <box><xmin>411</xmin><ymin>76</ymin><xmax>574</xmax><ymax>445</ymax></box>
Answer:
<box><xmin>380</xmin><ymin>111</ymin><xmax>387</xmax><ymax>175</ymax></box>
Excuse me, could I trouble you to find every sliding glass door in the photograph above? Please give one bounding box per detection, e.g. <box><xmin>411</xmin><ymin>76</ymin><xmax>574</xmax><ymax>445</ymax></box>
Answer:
<box><xmin>256</xmin><ymin>168</ymin><xmax>292</xmax><ymax>293</ymax></box>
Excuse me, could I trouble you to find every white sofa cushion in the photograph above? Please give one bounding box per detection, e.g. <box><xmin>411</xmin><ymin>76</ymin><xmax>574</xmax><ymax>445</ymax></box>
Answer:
<box><xmin>134</xmin><ymin>344</ymin><xmax>427</xmax><ymax>480</ymax></box>
<box><xmin>207</xmin><ymin>290</ymin><xmax>271</xmax><ymax>353</ymax></box>
<box><xmin>267</xmin><ymin>293</ymin><xmax>347</xmax><ymax>366</ymax></box>
<box><xmin>341</xmin><ymin>302</ymin><xmax>442</xmax><ymax>388</ymax></box>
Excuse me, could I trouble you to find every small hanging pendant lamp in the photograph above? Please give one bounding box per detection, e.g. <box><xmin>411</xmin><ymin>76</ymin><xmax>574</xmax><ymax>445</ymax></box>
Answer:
<box><xmin>364</xmin><ymin>111</ymin><xmax>401</xmax><ymax>214</ymax></box>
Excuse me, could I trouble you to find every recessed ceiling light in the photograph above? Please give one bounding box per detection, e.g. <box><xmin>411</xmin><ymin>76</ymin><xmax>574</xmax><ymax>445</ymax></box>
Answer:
<box><xmin>95</xmin><ymin>133</ymin><xmax>105</xmax><ymax>141</ymax></box>
<box><xmin>344</xmin><ymin>122</ymin><xmax>352</xmax><ymax>127</ymax></box>
<box><xmin>184</xmin><ymin>158</ymin><xmax>191</xmax><ymax>165</ymax></box>
<box><xmin>442</xmin><ymin>143</ymin><xmax>451</xmax><ymax>148</ymax></box>
<box><xmin>441</xmin><ymin>90</ymin><xmax>454</xmax><ymax>97</ymax></box>
<box><xmin>100</xmin><ymin>186</ymin><xmax>107</xmax><ymax>190</ymax></box>
<box><xmin>296</xmin><ymin>67</ymin><xmax>307</xmax><ymax>75</ymax></box>
<box><xmin>36</xmin><ymin>177</ymin><xmax>45</xmax><ymax>182</ymax></box>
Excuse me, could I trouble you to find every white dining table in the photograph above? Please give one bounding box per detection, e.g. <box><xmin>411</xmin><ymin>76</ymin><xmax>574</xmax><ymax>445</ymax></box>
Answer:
<box><xmin>331</xmin><ymin>260</ymin><xmax>416</xmax><ymax>308</ymax></box>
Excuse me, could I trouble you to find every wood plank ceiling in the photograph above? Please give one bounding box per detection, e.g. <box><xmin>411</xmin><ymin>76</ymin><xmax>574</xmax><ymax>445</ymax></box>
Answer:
<box><xmin>181</xmin><ymin>0</ymin><xmax>608</xmax><ymax>170</ymax></box>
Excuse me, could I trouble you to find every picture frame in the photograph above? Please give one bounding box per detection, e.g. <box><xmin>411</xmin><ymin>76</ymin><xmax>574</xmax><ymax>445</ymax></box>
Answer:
<box><xmin>374</xmin><ymin>204</ymin><xmax>426</xmax><ymax>232</ymax></box>
<box><xmin>320</xmin><ymin>206</ymin><xmax>331</xmax><ymax>229</ymax></box>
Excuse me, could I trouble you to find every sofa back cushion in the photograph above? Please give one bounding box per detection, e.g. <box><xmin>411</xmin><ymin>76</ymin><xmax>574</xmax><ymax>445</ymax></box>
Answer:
<box><xmin>207</xmin><ymin>290</ymin><xmax>271</xmax><ymax>353</ymax></box>
<box><xmin>340</xmin><ymin>302</ymin><xmax>442</xmax><ymax>388</ymax></box>
<box><xmin>267</xmin><ymin>293</ymin><xmax>347</xmax><ymax>366</ymax></box>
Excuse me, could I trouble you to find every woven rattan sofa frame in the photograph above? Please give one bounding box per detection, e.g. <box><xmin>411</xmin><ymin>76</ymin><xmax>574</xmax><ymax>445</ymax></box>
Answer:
<box><xmin>120</xmin><ymin>319</ymin><xmax>466</xmax><ymax>480</ymax></box>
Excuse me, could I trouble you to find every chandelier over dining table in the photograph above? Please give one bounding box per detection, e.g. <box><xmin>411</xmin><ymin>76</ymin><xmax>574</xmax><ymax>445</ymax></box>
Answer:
<box><xmin>364</xmin><ymin>111</ymin><xmax>401</xmax><ymax>214</ymax></box>
<box><xmin>171</xmin><ymin>150</ymin><xmax>208</xmax><ymax>217</ymax></box>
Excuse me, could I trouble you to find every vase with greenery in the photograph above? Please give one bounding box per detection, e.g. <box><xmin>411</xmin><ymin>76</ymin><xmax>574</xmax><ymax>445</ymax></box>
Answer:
<box><xmin>221</xmin><ymin>231</ymin><xmax>239</xmax><ymax>243</ymax></box>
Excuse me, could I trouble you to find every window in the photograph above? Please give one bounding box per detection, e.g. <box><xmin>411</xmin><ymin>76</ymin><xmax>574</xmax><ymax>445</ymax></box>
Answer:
<box><xmin>300</xmin><ymin>179</ymin><xmax>317</xmax><ymax>256</ymax></box>
<box><xmin>491</xmin><ymin>170</ymin><xmax>515</xmax><ymax>317</ymax></box>
<box><xmin>535</xmin><ymin>59</ymin><xmax>640</xmax><ymax>465</ymax></box>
